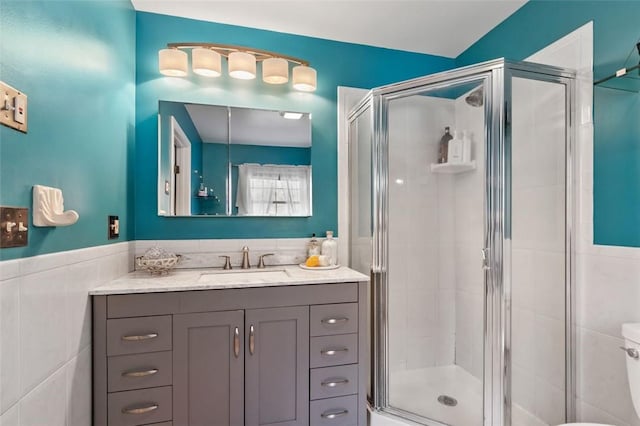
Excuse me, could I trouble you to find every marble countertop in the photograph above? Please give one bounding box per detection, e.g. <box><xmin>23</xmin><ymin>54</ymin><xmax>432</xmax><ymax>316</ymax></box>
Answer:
<box><xmin>89</xmin><ymin>264</ymin><xmax>370</xmax><ymax>295</ymax></box>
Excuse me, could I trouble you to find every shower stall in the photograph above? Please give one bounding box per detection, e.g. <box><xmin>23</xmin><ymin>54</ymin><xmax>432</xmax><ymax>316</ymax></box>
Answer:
<box><xmin>347</xmin><ymin>59</ymin><xmax>576</xmax><ymax>426</ymax></box>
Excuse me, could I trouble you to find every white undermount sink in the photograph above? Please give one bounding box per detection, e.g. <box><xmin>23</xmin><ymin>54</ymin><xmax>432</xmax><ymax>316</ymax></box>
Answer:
<box><xmin>198</xmin><ymin>269</ymin><xmax>290</xmax><ymax>283</ymax></box>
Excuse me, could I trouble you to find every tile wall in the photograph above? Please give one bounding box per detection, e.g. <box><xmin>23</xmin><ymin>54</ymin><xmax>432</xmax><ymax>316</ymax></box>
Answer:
<box><xmin>387</xmin><ymin>95</ymin><xmax>457</xmax><ymax>372</ymax></box>
<box><xmin>0</xmin><ymin>243</ymin><xmax>132</xmax><ymax>426</ymax></box>
<box><xmin>510</xmin><ymin>76</ymin><xmax>568</xmax><ymax>426</ymax></box>
<box><xmin>452</xmin><ymin>91</ymin><xmax>486</xmax><ymax>381</ymax></box>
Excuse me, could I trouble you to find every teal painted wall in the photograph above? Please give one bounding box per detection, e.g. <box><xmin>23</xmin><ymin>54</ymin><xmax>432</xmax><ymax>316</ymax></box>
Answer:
<box><xmin>0</xmin><ymin>0</ymin><xmax>136</xmax><ymax>260</ymax></box>
<box><xmin>457</xmin><ymin>0</ymin><xmax>640</xmax><ymax>247</ymax></box>
<box><xmin>135</xmin><ymin>12</ymin><xmax>455</xmax><ymax>240</ymax></box>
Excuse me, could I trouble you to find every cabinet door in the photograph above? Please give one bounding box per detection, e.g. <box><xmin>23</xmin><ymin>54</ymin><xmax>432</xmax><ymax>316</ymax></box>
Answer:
<box><xmin>245</xmin><ymin>306</ymin><xmax>309</xmax><ymax>426</ymax></box>
<box><xmin>173</xmin><ymin>310</ymin><xmax>244</xmax><ymax>426</ymax></box>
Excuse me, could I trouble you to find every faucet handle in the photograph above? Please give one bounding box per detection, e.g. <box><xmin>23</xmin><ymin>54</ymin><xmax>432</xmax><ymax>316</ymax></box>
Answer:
<box><xmin>257</xmin><ymin>253</ymin><xmax>275</xmax><ymax>269</ymax></box>
<box><xmin>219</xmin><ymin>255</ymin><xmax>232</xmax><ymax>270</ymax></box>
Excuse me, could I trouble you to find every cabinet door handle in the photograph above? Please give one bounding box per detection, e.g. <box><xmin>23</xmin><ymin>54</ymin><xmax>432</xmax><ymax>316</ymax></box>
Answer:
<box><xmin>121</xmin><ymin>368</ymin><xmax>159</xmax><ymax>378</ymax></box>
<box><xmin>234</xmin><ymin>327</ymin><xmax>240</xmax><ymax>358</ymax></box>
<box><xmin>121</xmin><ymin>333</ymin><xmax>158</xmax><ymax>342</ymax></box>
<box><xmin>321</xmin><ymin>317</ymin><xmax>348</xmax><ymax>325</ymax></box>
<box><xmin>321</xmin><ymin>378</ymin><xmax>349</xmax><ymax>387</ymax></box>
<box><xmin>249</xmin><ymin>325</ymin><xmax>255</xmax><ymax>355</ymax></box>
<box><xmin>121</xmin><ymin>403</ymin><xmax>159</xmax><ymax>415</ymax></box>
<box><xmin>321</xmin><ymin>347</ymin><xmax>348</xmax><ymax>356</ymax></box>
<box><xmin>321</xmin><ymin>409</ymin><xmax>348</xmax><ymax>419</ymax></box>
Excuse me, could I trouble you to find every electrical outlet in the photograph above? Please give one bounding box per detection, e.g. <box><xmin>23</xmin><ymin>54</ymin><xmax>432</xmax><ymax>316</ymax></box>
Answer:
<box><xmin>108</xmin><ymin>215</ymin><xmax>119</xmax><ymax>239</ymax></box>
<box><xmin>1</xmin><ymin>206</ymin><xmax>28</xmax><ymax>248</ymax></box>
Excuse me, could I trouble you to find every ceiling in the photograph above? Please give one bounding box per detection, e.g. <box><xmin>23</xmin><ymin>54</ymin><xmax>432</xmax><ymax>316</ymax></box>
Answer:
<box><xmin>131</xmin><ymin>0</ymin><xmax>527</xmax><ymax>58</ymax></box>
<box><xmin>185</xmin><ymin>103</ymin><xmax>312</xmax><ymax>147</ymax></box>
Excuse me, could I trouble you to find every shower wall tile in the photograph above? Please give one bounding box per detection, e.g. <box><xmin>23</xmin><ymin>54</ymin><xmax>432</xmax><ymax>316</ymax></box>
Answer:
<box><xmin>534</xmin><ymin>315</ymin><xmax>566</xmax><ymax>390</ymax></box>
<box><xmin>512</xmin><ymin>365</ymin><xmax>536</xmax><ymax>416</ymax></box>
<box><xmin>452</xmin><ymin>94</ymin><xmax>486</xmax><ymax>382</ymax></box>
<box><xmin>533</xmin><ymin>378</ymin><xmax>566</xmax><ymax>426</ymax></box>
<box><xmin>386</xmin><ymin>94</ymin><xmax>457</xmax><ymax>373</ymax></box>
<box><xmin>406</xmin><ymin>336</ymin><xmax>436</xmax><ymax>370</ymax></box>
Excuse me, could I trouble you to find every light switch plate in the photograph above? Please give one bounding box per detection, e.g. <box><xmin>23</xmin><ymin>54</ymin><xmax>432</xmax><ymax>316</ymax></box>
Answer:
<box><xmin>1</xmin><ymin>206</ymin><xmax>29</xmax><ymax>248</ymax></box>
<box><xmin>0</xmin><ymin>81</ymin><xmax>28</xmax><ymax>133</ymax></box>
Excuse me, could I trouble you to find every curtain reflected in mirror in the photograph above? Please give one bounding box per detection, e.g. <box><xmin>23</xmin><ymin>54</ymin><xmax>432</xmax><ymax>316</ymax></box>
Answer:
<box><xmin>236</xmin><ymin>164</ymin><xmax>311</xmax><ymax>216</ymax></box>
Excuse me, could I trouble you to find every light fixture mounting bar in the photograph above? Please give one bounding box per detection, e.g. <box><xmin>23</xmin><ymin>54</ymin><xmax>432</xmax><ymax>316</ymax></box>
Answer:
<box><xmin>166</xmin><ymin>42</ymin><xmax>310</xmax><ymax>66</ymax></box>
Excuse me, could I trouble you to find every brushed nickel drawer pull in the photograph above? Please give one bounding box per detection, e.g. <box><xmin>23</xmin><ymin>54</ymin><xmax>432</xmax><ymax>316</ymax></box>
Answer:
<box><xmin>122</xmin><ymin>368</ymin><xmax>159</xmax><ymax>378</ymax></box>
<box><xmin>321</xmin><ymin>317</ymin><xmax>349</xmax><ymax>325</ymax></box>
<box><xmin>121</xmin><ymin>333</ymin><xmax>158</xmax><ymax>342</ymax></box>
<box><xmin>249</xmin><ymin>325</ymin><xmax>255</xmax><ymax>355</ymax></box>
<box><xmin>234</xmin><ymin>327</ymin><xmax>240</xmax><ymax>358</ymax></box>
<box><xmin>321</xmin><ymin>347</ymin><xmax>348</xmax><ymax>356</ymax></box>
<box><xmin>121</xmin><ymin>403</ymin><xmax>159</xmax><ymax>415</ymax></box>
<box><xmin>321</xmin><ymin>409</ymin><xmax>348</xmax><ymax>419</ymax></box>
<box><xmin>321</xmin><ymin>378</ymin><xmax>349</xmax><ymax>387</ymax></box>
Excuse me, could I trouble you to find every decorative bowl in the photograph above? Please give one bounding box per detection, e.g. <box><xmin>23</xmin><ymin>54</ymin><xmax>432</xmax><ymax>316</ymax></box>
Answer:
<box><xmin>136</xmin><ymin>246</ymin><xmax>182</xmax><ymax>275</ymax></box>
<box><xmin>136</xmin><ymin>255</ymin><xmax>182</xmax><ymax>275</ymax></box>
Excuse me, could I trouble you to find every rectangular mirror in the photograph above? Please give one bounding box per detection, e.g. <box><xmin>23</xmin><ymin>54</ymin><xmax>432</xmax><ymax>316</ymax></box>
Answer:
<box><xmin>158</xmin><ymin>101</ymin><xmax>312</xmax><ymax>217</ymax></box>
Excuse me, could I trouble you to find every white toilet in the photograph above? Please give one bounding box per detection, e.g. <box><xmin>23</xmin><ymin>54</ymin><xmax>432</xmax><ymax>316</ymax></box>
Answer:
<box><xmin>559</xmin><ymin>322</ymin><xmax>640</xmax><ymax>426</ymax></box>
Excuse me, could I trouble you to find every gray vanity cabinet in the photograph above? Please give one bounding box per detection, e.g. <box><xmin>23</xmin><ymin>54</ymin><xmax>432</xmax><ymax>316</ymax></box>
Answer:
<box><xmin>93</xmin><ymin>281</ymin><xmax>368</xmax><ymax>426</ymax></box>
<box><xmin>173</xmin><ymin>310</ymin><xmax>245</xmax><ymax>426</ymax></box>
<box><xmin>245</xmin><ymin>307</ymin><xmax>309</xmax><ymax>426</ymax></box>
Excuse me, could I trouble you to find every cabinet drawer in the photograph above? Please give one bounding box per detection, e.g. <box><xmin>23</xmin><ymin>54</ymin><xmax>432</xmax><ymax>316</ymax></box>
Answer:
<box><xmin>107</xmin><ymin>386</ymin><xmax>172</xmax><ymax>426</ymax></box>
<box><xmin>108</xmin><ymin>351</ymin><xmax>172</xmax><ymax>392</ymax></box>
<box><xmin>310</xmin><ymin>334</ymin><xmax>358</xmax><ymax>368</ymax></box>
<box><xmin>310</xmin><ymin>303</ymin><xmax>358</xmax><ymax>336</ymax></box>
<box><xmin>310</xmin><ymin>364</ymin><xmax>358</xmax><ymax>400</ymax></box>
<box><xmin>107</xmin><ymin>316</ymin><xmax>172</xmax><ymax>356</ymax></box>
<box><xmin>310</xmin><ymin>395</ymin><xmax>358</xmax><ymax>426</ymax></box>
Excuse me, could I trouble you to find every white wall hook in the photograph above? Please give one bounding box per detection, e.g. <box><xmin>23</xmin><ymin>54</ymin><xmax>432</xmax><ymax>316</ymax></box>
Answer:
<box><xmin>32</xmin><ymin>185</ymin><xmax>79</xmax><ymax>227</ymax></box>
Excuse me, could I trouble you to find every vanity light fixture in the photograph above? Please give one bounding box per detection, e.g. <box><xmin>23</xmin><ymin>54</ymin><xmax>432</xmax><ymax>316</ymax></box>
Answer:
<box><xmin>158</xmin><ymin>42</ymin><xmax>317</xmax><ymax>92</ymax></box>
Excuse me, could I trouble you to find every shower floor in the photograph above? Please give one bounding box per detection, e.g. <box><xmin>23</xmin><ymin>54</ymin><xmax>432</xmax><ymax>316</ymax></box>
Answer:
<box><xmin>387</xmin><ymin>365</ymin><xmax>547</xmax><ymax>426</ymax></box>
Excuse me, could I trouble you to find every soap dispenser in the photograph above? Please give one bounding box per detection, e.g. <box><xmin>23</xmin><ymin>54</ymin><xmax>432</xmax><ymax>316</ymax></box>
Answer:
<box><xmin>321</xmin><ymin>231</ymin><xmax>338</xmax><ymax>266</ymax></box>
<box><xmin>307</xmin><ymin>233</ymin><xmax>321</xmax><ymax>257</ymax></box>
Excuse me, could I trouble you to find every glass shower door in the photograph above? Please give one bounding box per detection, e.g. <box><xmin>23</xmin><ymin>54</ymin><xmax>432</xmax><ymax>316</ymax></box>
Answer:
<box><xmin>383</xmin><ymin>78</ymin><xmax>489</xmax><ymax>426</ymax></box>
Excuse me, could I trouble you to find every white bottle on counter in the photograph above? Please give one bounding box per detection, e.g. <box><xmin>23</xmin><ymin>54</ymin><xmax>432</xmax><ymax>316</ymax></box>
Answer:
<box><xmin>321</xmin><ymin>231</ymin><xmax>338</xmax><ymax>266</ymax></box>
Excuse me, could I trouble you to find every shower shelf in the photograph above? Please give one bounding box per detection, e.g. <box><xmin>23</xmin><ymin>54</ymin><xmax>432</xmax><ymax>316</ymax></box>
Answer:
<box><xmin>430</xmin><ymin>161</ymin><xmax>476</xmax><ymax>174</ymax></box>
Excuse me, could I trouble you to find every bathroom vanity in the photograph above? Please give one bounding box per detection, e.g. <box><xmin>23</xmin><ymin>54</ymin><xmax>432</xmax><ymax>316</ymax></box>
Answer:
<box><xmin>90</xmin><ymin>265</ymin><xmax>369</xmax><ymax>426</ymax></box>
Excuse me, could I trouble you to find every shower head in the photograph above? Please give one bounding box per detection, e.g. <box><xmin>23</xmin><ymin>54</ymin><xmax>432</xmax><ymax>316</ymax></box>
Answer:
<box><xmin>465</xmin><ymin>87</ymin><xmax>484</xmax><ymax>107</ymax></box>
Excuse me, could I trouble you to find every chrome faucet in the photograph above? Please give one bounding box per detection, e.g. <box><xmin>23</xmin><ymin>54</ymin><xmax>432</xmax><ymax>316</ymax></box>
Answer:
<box><xmin>219</xmin><ymin>255</ymin><xmax>232</xmax><ymax>270</ymax></box>
<box><xmin>241</xmin><ymin>246</ymin><xmax>251</xmax><ymax>269</ymax></box>
<box><xmin>257</xmin><ymin>253</ymin><xmax>274</xmax><ymax>269</ymax></box>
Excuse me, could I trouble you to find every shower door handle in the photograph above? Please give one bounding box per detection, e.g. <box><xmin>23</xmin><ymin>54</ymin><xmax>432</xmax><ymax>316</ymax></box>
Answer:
<box><xmin>481</xmin><ymin>248</ymin><xmax>491</xmax><ymax>270</ymax></box>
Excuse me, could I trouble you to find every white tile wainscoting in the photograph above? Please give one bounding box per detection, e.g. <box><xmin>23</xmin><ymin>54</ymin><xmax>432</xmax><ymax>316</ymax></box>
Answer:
<box><xmin>0</xmin><ymin>242</ymin><xmax>132</xmax><ymax>426</ymax></box>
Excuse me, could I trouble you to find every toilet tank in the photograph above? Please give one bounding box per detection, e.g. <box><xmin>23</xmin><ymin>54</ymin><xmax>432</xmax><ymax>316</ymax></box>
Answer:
<box><xmin>622</xmin><ymin>323</ymin><xmax>640</xmax><ymax>417</ymax></box>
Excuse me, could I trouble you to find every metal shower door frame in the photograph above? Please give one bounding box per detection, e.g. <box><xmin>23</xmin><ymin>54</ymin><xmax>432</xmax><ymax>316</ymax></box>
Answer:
<box><xmin>347</xmin><ymin>58</ymin><xmax>576</xmax><ymax>426</ymax></box>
